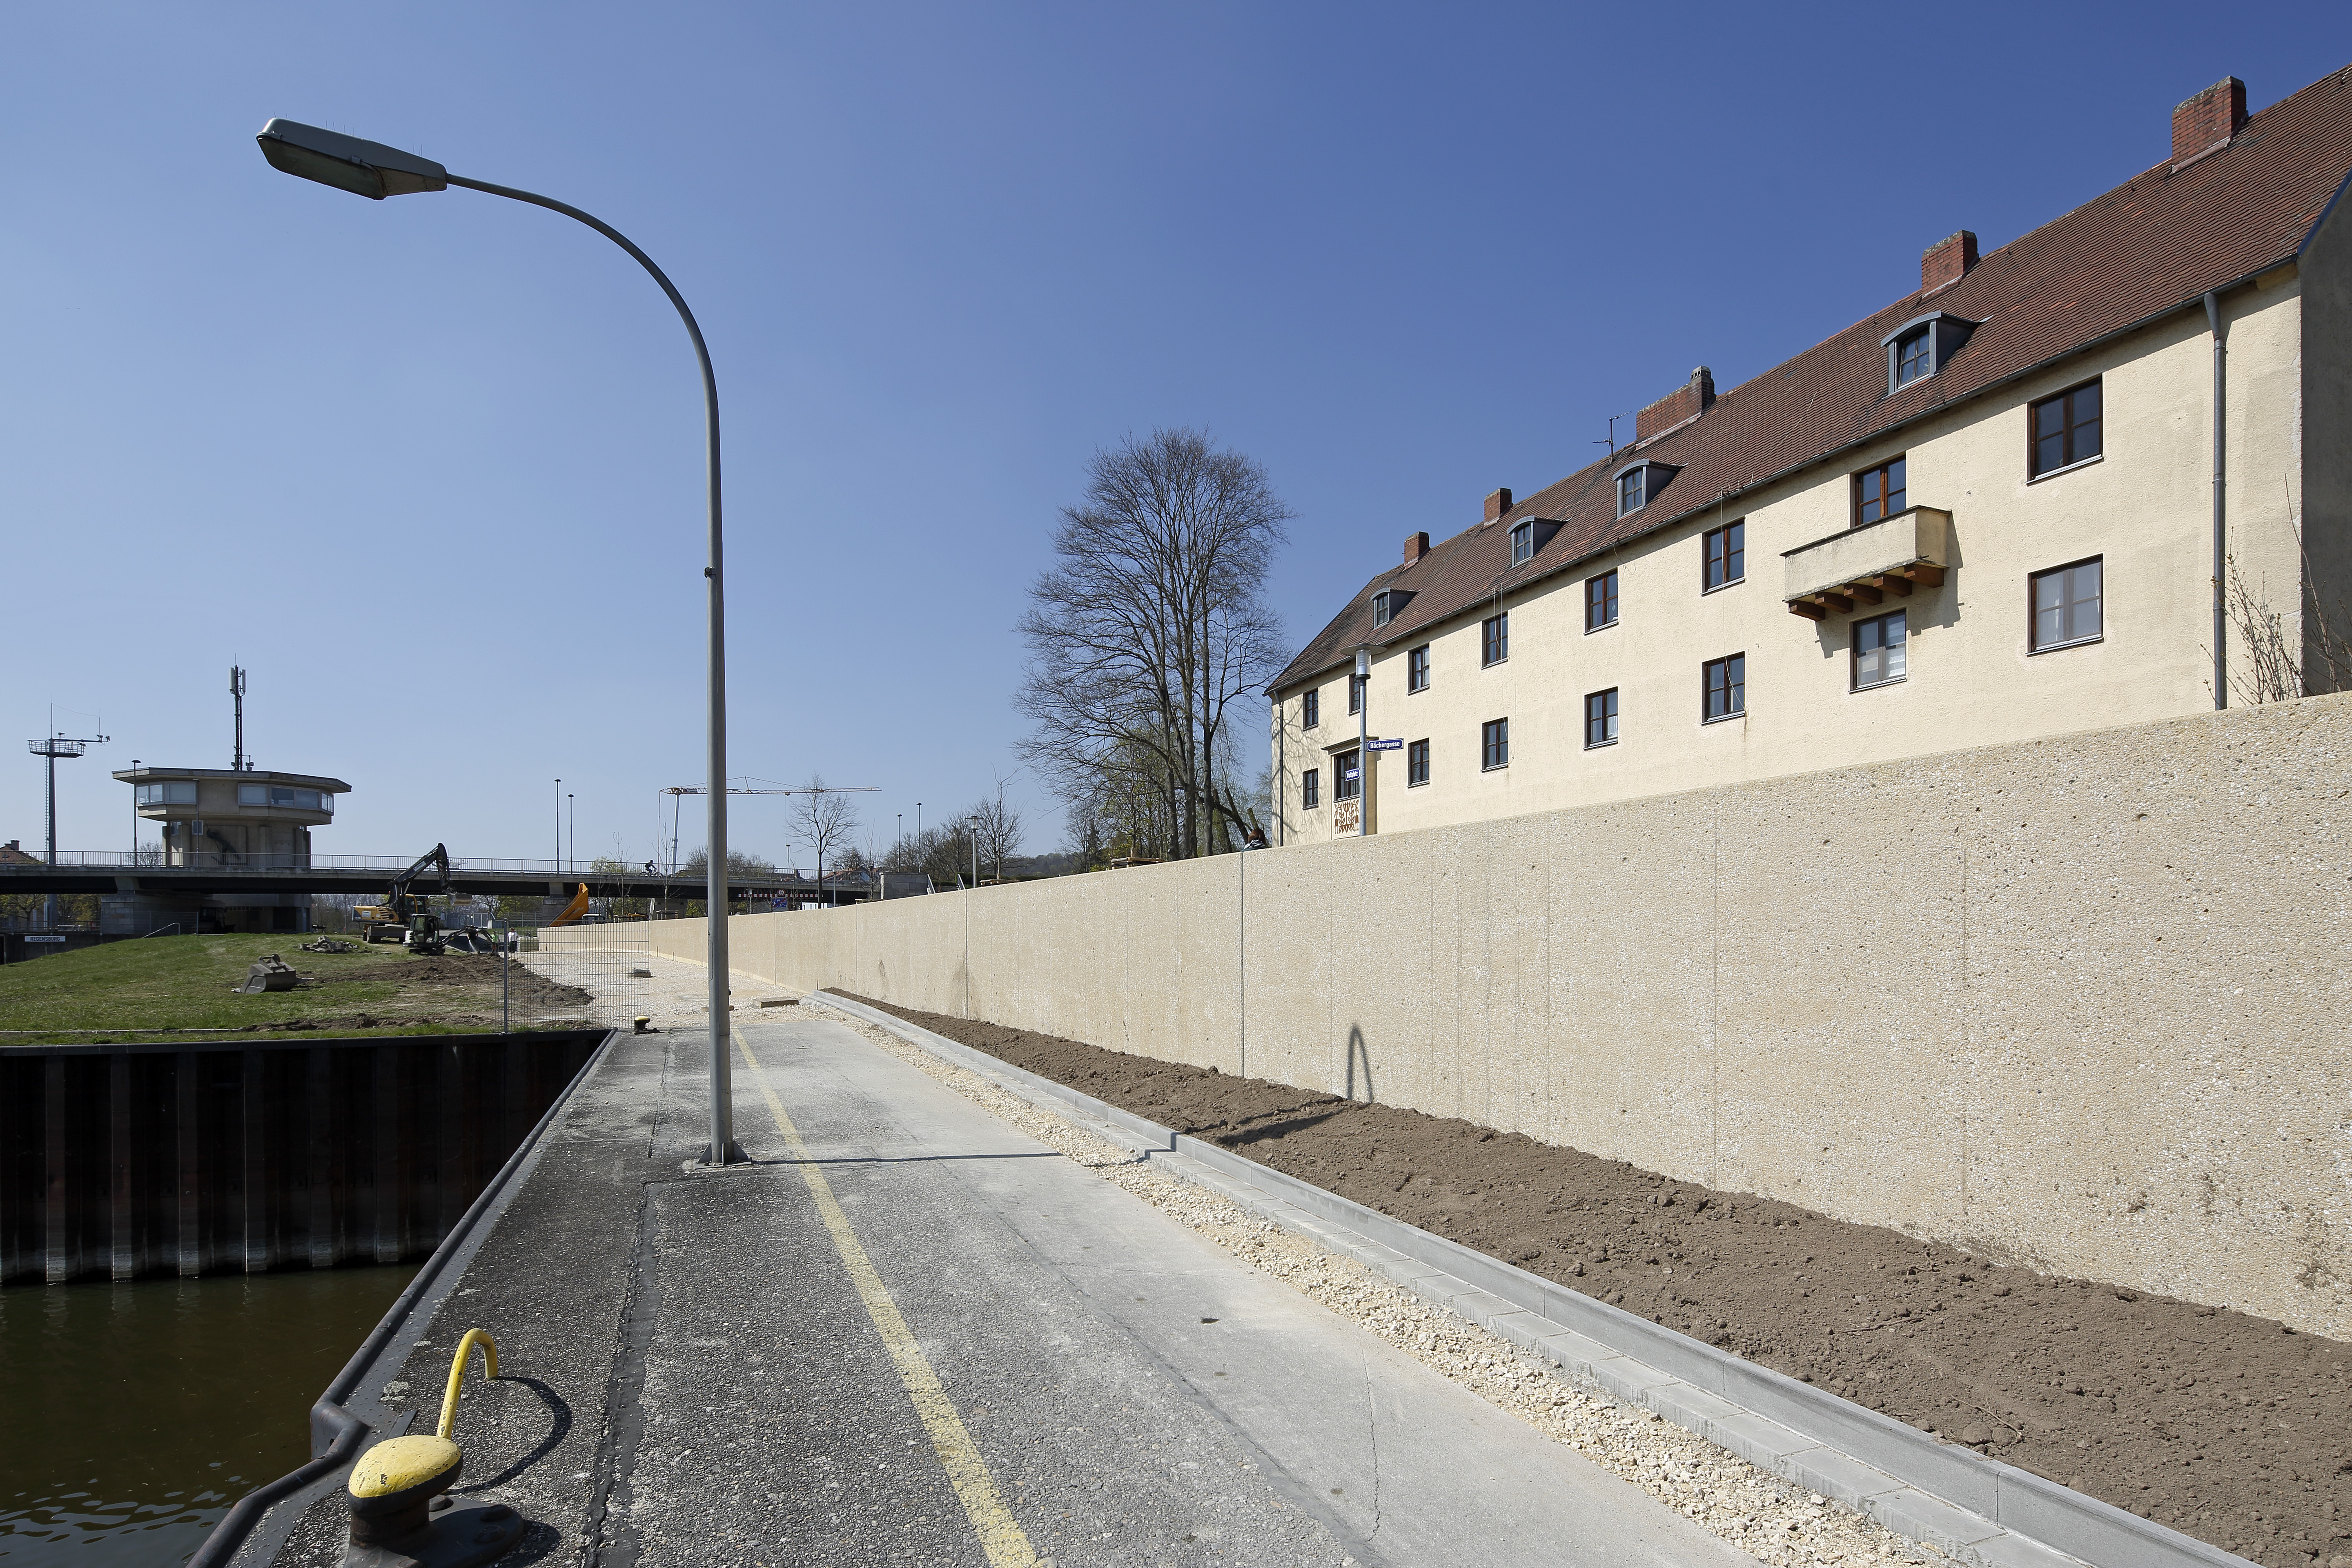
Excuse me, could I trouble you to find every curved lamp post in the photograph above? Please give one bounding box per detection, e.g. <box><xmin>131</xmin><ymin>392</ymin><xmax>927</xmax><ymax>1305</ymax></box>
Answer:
<box><xmin>256</xmin><ymin>118</ymin><xmax>738</xmax><ymax>1163</ymax></box>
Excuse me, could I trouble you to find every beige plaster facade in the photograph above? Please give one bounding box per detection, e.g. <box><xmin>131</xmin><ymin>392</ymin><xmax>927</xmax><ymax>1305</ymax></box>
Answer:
<box><xmin>549</xmin><ymin>691</ymin><xmax>2352</xmax><ymax>1339</ymax></box>
<box><xmin>1274</xmin><ymin>260</ymin><xmax>2334</xmax><ymax>846</ymax></box>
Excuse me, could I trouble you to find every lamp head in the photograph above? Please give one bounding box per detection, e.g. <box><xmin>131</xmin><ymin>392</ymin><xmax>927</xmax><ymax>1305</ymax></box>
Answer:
<box><xmin>1354</xmin><ymin>645</ymin><xmax>1371</xmax><ymax>677</ymax></box>
<box><xmin>256</xmin><ymin>119</ymin><xmax>448</xmax><ymax>200</ymax></box>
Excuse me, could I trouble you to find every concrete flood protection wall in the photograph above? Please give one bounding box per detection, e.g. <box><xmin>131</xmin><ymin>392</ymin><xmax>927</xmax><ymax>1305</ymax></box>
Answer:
<box><xmin>550</xmin><ymin>695</ymin><xmax>2352</xmax><ymax>1339</ymax></box>
<box><xmin>0</xmin><ymin>1029</ymin><xmax>605</xmax><ymax>1285</ymax></box>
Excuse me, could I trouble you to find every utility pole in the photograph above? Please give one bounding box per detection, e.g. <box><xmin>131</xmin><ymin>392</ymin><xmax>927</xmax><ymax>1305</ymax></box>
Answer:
<box><xmin>568</xmin><ymin>793</ymin><xmax>575</xmax><ymax>876</ymax></box>
<box><xmin>130</xmin><ymin>759</ymin><xmax>140</xmax><ymax>860</ymax></box>
<box><xmin>555</xmin><ymin>778</ymin><xmax>562</xmax><ymax>872</ymax></box>
<box><xmin>29</xmin><ymin>724</ymin><xmax>107</xmax><ymax>929</ymax></box>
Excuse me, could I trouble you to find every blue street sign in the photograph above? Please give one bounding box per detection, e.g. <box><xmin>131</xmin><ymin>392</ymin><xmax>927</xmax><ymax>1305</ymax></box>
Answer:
<box><xmin>1366</xmin><ymin>737</ymin><xmax>1404</xmax><ymax>751</ymax></box>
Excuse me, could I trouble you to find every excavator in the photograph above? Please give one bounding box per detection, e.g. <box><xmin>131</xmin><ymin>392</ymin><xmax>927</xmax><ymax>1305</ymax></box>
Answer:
<box><xmin>356</xmin><ymin>844</ymin><xmax>454</xmax><ymax>953</ymax></box>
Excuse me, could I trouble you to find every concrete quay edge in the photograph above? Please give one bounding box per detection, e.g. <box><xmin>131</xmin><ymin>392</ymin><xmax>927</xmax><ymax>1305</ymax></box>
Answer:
<box><xmin>214</xmin><ymin>1028</ymin><xmax>629</xmax><ymax>1568</ymax></box>
<box><xmin>804</xmin><ymin>991</ymin><xmax>2254</xmax><ymax>1568</ymax></box>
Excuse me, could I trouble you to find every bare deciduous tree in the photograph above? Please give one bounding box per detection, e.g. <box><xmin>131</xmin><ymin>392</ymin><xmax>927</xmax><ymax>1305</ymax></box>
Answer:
<box><xmin>968</xmin><ymin>792</ymin><xmax>1025</xmax><ymax>882</ymax></box>
<box><xmin>789</xmin><ymin>775</ymin><xmax>862</xmax><ymax>885</ymax></box>
<box><xmin>2212</xmin><ymin>482</ymin><xmax>2352</xmax><ymax>705</ymax></box>
<box><xmin>1016</xmin><ymin>428</ymin><xmax>1291</xmax><ymax>859</ymax></box>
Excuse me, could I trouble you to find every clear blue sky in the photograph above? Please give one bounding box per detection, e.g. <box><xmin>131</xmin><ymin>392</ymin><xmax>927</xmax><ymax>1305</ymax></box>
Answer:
<box><xmin>7</xmin><ymin>4</ymin><xmax>2348</xmax><ymax>871</ymax></box>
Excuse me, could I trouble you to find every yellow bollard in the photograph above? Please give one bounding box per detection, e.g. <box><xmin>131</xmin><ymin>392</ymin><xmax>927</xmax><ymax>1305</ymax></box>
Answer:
<box><xmin>437</xmin><ymin>1329</ymin><xmax>499</xmax><ymax>1441</ymax></box>
<box><xmin>341</xmin><ymin>1330</ymin><xmax>526</xmax><ymax>1568</ymax></box>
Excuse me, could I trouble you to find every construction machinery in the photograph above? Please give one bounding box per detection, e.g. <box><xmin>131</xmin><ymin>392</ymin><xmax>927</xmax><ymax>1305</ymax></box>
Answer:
<box><xmin>358</xmin><ymin>844</ymin><xmax>454</xmax><ymax>953</ymax></box>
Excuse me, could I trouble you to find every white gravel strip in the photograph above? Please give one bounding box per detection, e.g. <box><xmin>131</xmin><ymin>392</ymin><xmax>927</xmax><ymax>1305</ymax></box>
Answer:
<box><xmin>539</xmin><ymin>953</ymin><xmax>1951</xmax><ymax>1568</ymax></box>
<box><xmin>826</xmin><ymin>1006</ymin><xmax>1953</xmax><ymax>1568</ymax></box>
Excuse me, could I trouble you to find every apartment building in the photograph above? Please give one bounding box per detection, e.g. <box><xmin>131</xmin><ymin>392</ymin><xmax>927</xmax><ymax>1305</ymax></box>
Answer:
<box><xmin>1272</xmin><ymin>69</ymin><xmax>2352</xmax><ymax>844</ymax></box>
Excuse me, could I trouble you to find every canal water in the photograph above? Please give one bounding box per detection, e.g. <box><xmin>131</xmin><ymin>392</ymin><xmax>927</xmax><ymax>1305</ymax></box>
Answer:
<box><xmin>1</xmin><ymin>1266</ymin><xmax>415</xmax><ymax>1568</ymax></box>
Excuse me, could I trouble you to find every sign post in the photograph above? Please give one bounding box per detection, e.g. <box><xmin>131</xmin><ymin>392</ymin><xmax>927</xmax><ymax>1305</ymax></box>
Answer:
<box><xmin>1353</xmin><ymin>645</ymin><xmax>1372</xmax><ymax>836</ymax></box>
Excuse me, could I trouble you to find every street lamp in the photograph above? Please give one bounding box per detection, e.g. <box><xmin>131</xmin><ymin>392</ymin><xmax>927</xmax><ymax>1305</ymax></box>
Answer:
<box><xmin>258</xmin><ymin>118</ymin><xmax>739</xmax><ymax>1164</ymax></box>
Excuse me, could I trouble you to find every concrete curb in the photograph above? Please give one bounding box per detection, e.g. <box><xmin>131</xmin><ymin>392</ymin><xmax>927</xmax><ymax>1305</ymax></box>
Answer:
<box><xmin>805</xmin><ymin>992</ymin><xmax>2254</xmax><ymax>1568</ymax></box>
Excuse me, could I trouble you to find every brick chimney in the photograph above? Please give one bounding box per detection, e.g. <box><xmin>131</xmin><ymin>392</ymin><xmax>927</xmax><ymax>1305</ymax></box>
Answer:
<box><xmin>2173</xmin><ymin>77</ymin><xmax>2247</xmax><ymax>167</ymax></box>
<box><xmin>1921</xmin><ymin>231</ymin><xmax>1978</xmax><ymax>293</ymax></box>
<box><xmin>1483</xmin><ymin>488</ymin><xmax>1513</xmax><ymax>523</ymax></box>
<box><xmin>1403</xmin><ymin>531</ymin><xmax>1430</xmax><ymax>567</ymax></box>
<box><xmin>1635</xmin><ymin>367</ymin><xmax>1715</xmax><ymax>441</ymax></box>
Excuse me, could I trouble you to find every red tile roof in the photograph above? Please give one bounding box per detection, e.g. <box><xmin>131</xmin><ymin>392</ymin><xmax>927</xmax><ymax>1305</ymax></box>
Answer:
<box><xmin>1275</xmin><ymin>64</ymin><xmax>2352</xmax><ymax>694</ymax></box>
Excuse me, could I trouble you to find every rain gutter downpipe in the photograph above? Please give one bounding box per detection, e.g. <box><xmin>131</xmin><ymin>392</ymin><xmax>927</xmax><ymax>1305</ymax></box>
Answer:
<box><xmin>2205</xmin><ymin>290</ymin><xmax>2228</xmax><ymax>709</ymax></box>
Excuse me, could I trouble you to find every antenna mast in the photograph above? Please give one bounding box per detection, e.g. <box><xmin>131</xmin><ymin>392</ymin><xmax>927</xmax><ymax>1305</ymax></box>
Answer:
<box><xmin>230</xmin><ymin>666</ymin><xmax>248</xmax><ymax>771</ymax></box>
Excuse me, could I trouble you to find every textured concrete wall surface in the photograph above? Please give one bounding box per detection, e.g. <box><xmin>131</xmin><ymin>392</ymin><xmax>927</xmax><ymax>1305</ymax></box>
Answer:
<box><xmin>553</xmin><ymin>694</ymin><xmax>2352</xmax><ymax>1336</ymax></box>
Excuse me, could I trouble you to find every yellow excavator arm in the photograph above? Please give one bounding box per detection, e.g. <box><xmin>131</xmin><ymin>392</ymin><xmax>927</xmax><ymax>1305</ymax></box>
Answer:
<box><xmin>547</xmin><ymin>882</ymin><xmax>592</xmax><ymax>927</ymax></box>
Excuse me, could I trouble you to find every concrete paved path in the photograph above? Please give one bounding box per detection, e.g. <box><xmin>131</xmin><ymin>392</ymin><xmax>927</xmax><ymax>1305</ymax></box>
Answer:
<box><xmin>611</xmin><ymin>1011</ymin><xmax>1754</xmax><ymax>1567</ymax></box>
<box><xmin>257</xmin><ymin>1011</ymin><xmax>1757</xmax><ymax>1568</ymax></box>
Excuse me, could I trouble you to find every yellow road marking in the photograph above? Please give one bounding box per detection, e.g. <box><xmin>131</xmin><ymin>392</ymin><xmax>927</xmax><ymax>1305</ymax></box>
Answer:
<box><xmin>734</xmin><ymin>1035</ymin><xmax>1039</xmax><ymax>1568</ymax></box>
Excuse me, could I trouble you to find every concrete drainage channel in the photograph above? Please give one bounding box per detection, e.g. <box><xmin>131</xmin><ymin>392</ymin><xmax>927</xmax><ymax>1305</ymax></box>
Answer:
<box><xmin>805</xmin><ymin>993</ymin><xmax>2253</xmax><ymax>1568</ymax></box>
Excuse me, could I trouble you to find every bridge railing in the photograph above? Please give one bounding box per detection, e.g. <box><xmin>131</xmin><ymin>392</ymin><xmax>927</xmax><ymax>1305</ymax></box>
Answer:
<box><xmin>0</xmin><ymin>851</ymin><xmax>656</xmax><ymax>876</ymax></box>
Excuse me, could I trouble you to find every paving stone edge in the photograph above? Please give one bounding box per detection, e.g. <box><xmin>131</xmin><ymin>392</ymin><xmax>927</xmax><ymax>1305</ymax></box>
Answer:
<box><xmin>805</xmin><ymin>991</ymin><xmax>2256</xmax><ymax>1568</ymax></box>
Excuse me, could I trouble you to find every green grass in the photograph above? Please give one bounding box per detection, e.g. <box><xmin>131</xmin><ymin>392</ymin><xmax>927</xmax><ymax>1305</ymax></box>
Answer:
<box><xmin>0</xmin><ymin>933</ymin><xmax>485</xmax><ymax>1045</ymax></box>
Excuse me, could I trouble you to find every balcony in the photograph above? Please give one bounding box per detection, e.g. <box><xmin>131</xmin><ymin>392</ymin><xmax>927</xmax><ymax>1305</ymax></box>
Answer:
<box><xmin>1782</xmin><ymin>507</ymin><xmax>1950</xmax><ymax>619</ymax></box>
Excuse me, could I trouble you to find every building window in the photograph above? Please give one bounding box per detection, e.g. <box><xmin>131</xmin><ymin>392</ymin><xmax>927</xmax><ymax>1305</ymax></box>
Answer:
<box><xmin>238</xmin><ymin>784</ymin><xmax>325</xmax><ymax>810</ymax></box>
<box><xmin>1617</xmin><ymin>468</ymin><xmax>1645</xmax><ymax>516</ymax></box>
<box><xmin>1301</xmin><ymin>768</ymin><xmax>1320</xmax><ymax>808</ymax></box>
<box><xmin>1408</xmin><ymin>739</ymin><xmax>1430</xmax><ymax>785</ymax></box>
<box><xmin>1302</xmin><ymin>689</ymin><xmax>1320</xmax><ymax>728</ymax></box>
<box><xmin>1482</xmin><ymin>612</ymin><xmax>1508</xmax><ymax>666</ymax></box>
<box><xmin>1510</xmin><ymin>519</ymin><xmax>1534</xmax><ymax>566</ymax></box>
<box><xmin>1336</xmin><ymin>749</ymin><xmax>1362</xmax><ymax>801</ymax></box>
<box><xmin>1855</xmin><ymin>457</ymin><xmax>1907</xmax><ymax>525</ymax></box>
<box><xmin>1703</xmin><ymin>519</ymin><xmax>1744</xmax><ymax>590</ymax></box>
<box><xmin>1893</xmin><ymin>326</ymin><xmax>1933</xmax><ymax>388</ymax></box>
<box><xmin>1703</xmin><ymin>654</ymin><xmax>1745</xmax><ymax>722</ymax></box>
<box><xmin>1854</xmin><ymin>610</ymin><xmax>1908</xmax><ymax>689</ymax></box>
<box><xmin>135</xmin><ymin>780</ymin><xmax>198</xmax><ymax>806</ymax></box>
<box><xmin>1372</xmin><ymin>589</ymin><xmax>1393</xmax><ymax>628</ymax></box>
<box><xmin>1584</xmin><ymin>689</ymin><xmax>1619</xmax><ymax>748</ymax></box>
<box><xmin>2031</xmin><ymin>557</ymin><xmax>2103</xmax><ymax>651</ymax></box>
<box><xmin>1407</xmin><ymin>645</ymin><xmax>1430</xmax><ymax>693</ymax></box>
<box><xmin>1348</xmin><ymin>673</ymin><xmax>1366</xmax><ymax>715</ymax></box>
<box><xmin>1481</xmin><ymin>719</ymin><xmax>1509</xmax><ymax>771</ymax></box>
<box><xmin>2031</xmin><ymin>381</ymin><xmax>2102</xmax><ymax>477</ymax></box>
<box><xmin>1586</xmin><ymin>569</ymin><xmax>1619</xmax><ymax>632</ymax></box>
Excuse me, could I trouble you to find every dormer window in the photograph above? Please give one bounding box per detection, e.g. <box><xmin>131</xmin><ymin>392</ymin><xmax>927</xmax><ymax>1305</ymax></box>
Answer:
<box><xmin>1507</xmin><ymin>517</ymin><xmax>1561</xmax><ymax>566</ymax></box>
<box><xmin>1372</xmin><ymin>590</ymin><xmax>1392</xmax><ymax>627</ymax></box>
<box><xmin>1881</xmin><ymin>311</ymin><xmax>1977</xmax><ymax>394</ymax></box>
<box><xmin>1612</xmin><ymin>461</ymin><xmax>1679</xmax><ymax>519</ymax></box>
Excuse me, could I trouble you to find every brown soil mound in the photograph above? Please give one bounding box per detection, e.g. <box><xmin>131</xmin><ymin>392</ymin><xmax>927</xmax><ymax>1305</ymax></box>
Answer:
<box><xmin>303</xmin><ymin>953</ymin><xmax>592</xmax><ymax>1019</ymax></box>
<box><xmin>835</xmin><ymin>992</ymin><xmax>2351</xmax><ymax>1568</ymax></box>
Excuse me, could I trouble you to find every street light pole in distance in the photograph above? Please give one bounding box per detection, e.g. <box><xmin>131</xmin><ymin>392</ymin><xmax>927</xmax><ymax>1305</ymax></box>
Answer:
<box><xmin>256</xmin><ymin>118</ymin><xmax>739</xmax><ymax>1163</ymax></box>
